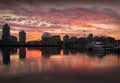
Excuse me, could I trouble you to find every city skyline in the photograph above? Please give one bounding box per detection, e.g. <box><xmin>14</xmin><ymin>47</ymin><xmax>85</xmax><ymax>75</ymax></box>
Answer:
<box><xmin>0</xmin><ymin>0</ymin><xmax>120</xmax><ymax>41</ymax></box>
<box><xmin>0</xmin><ymin>23</ymin><xmax>118</xmax><ymax>43</ymax></box>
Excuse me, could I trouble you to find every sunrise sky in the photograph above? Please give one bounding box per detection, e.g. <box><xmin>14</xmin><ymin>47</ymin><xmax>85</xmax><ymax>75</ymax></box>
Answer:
<box><xmin>0</xmin><ymin>0</ymin><xmax>120</xmax><ymax>41</ymax></box>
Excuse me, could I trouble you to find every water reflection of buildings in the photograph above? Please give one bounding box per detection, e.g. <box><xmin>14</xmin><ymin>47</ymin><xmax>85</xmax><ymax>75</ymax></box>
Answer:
<box><xmin>63</xmin><ymin>47</ymin><xmax>69</xmax><ymax>55</ymax></box>
<box><xmin>19</xmin><ymin>47</ymin><xmax>26</xmax><ymax>59</ymax></box>
<box><xmin>63</xmin><ymin>47</ymin><xmax>86</xmax><ymax>55</ymax></box>
<box><xmin>0</xmin><ymin>48</ymin><xmax>120</xmax><ymax>76</ymax></box>
<box><xmin>0</xmin><ymin>47</ymin><xmax>120</xmax><ymax>65</ymax></box>
<box><xmin>1</xmin><ymin>47</ymin><xmax>17</xmax><ymax>64</ymax></box>
<box><xmin>0</xmin><ymin>47</ymin><xmax>26</xmax><ymax>64</ymax></box>
<box><xmin>27</xmin><ymin>47</ymin><xmax>120</xmax><ymax>58</ymax></box>
<box><xmin>41</xmin><ymin>47</ymin><xmax>61</xmax><ymax>58</ymax></box>
<box><xmin>28</xmin><ymin>46</ymin><xmax>119</xmax><ymax>58</ymax></box>
<box><xmin>86</xmin><ymin>50</ymin><xmax>106</xmax><ymax>58</ymax></box>
<box><xmin>27</xmin><ymin>47</ymin><xmax>62</xmax><ymax>58</ymax></box>
<box><xmin>1</xmin><ymin>47</ymin><xmax>10</xmax><ymax>64</ymax></box>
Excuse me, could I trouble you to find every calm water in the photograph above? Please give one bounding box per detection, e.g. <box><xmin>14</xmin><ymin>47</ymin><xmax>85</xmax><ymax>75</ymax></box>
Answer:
<box><xmin>0</xmin><ymin>47</ymin><xmax>120</xmax><ymax>83</ymax></box>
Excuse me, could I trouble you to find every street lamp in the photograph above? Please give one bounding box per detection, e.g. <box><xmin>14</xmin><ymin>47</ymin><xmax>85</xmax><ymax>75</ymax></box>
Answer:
<box><xmin>83</xmin><ymin>30</ymin><xmax>86</xmax><ymax>38</ymax></box>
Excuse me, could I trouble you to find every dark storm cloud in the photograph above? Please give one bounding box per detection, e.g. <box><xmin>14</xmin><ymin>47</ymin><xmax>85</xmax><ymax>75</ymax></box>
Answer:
<box><xmin>0</xmin><ymin>0</ymin><xmax>119</xmax><ymax>3</ymax></box>
<box><xmin>0</xmin><ymin>0</ymin><xmax>120</xmax><ymax>6</ymax></box>
<box><xmin>0</xmin><ymin>0</ymin><xmax>119</xmax><ymax>14</ymax></box>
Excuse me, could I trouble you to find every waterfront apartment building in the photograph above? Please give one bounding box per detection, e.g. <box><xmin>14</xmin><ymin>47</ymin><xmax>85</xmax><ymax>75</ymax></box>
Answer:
<box><xmin>19</xmin><ymin>30</ymin><xmax>26</xmax><ymax>44</ymax></box>
<box><xmin>2</xmin><ymin>23</ymin><xmax>10</xmax><ymax>42</ymax></box>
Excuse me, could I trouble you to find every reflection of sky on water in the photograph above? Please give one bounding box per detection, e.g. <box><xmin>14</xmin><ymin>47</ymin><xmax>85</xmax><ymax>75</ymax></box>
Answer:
<box><xmin>0</xmin><ymin>48</ymin><xmax>120</xmax><ymax>76</ymax></box>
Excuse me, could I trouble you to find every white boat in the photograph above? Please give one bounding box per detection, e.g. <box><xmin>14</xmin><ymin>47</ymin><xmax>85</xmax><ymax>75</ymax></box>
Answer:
<box><xmin>86</xmin><ymin>42</ymin><xmax>105</xmax><ymax>51</ymax></box>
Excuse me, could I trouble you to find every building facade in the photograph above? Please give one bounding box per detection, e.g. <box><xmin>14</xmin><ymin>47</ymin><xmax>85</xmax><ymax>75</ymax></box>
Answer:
<box><xmin>2</xmin><ymin>23</ymin><xmax>10</xmax><ymax>42</ymax></box>
<box><xmin>19</xmin><ymin>30</ymin><xmax>26</xmax><ymax>44</ymax></box>
<box><xmin>10</xmin><ymin>35</ymin><xmax>17</xmax><ymax>43</ymax></box>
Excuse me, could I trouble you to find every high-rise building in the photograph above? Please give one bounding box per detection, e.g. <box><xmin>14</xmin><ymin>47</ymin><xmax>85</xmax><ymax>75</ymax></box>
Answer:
<box><xmin>2</xmin><ymin>23</ymin><xmax>10</xmax><ymax>42</ymax></box>
<box><xmin>19</xmin><ymin>30</ymin><xmax>26</xmax><ymax>44</ymax></box>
